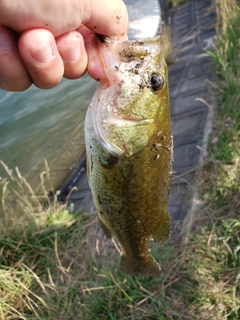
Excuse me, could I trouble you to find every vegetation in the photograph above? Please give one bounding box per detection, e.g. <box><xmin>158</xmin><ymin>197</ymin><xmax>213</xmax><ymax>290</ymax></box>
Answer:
<box><xmin>167</xmin><ymin>0</ymin><xmax>190</xmax><ymax>9</ymax></box>
<box><xmin>0</xmin><ymin>0</ymin><xmax>239</xmax><ymax>319</ymax></box>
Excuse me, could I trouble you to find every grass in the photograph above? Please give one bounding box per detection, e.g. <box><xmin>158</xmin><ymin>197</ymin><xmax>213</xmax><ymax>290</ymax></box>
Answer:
<box><xmin>0</xmin><ymin>0</ymin><xmax>240</xmax><ymax>319</ymax></box>
<box><xmin>202</xmin><ymin>0</ymin><xmax>240</xmax><ymax>212</ymax></box>
<box><xmin>0</xmin><ymin>186</ymin><xmax>239</xmax><ymax>319</ymax></box>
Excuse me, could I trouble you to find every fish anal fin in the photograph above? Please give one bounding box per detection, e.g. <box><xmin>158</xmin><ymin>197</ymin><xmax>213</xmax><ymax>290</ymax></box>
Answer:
<box><xmin>98</xmin><ymin>216</ymin><xmax>112</xmax><ymax>239</ymax></box>
<box><xmin>120</xmin><ymin>254</ymin><xmax>161</xmax><ymax>277</ymax></box>
<box><xmin>152</xmin><ymin>210</ymin><xmax>170</xmax><ymax>243</ymax></box>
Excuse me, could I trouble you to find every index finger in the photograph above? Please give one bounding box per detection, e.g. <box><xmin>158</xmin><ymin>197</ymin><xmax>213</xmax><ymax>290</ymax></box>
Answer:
<box><xmin>0</xmin><ymin>0</ymin><xmax>128</xmax><ymax>40</ymax></box>
<box><xmin>82</xmin><ymin>0</ymin><xmax>128</xmax><ymax>40</ymax></box>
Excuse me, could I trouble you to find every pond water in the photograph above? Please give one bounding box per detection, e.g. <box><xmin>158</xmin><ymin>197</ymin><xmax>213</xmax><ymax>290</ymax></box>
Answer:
<box><xmin>0</xmin><ymin>75</ymin><xmax>97</xmax><ymax>193</ymax></box>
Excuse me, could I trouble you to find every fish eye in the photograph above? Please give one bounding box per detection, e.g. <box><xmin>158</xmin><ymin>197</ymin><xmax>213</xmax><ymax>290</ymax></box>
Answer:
<box><xmin>150</xmin><ymin>73</ymin><xmax>164</xmax><ymax>91</ymax></box>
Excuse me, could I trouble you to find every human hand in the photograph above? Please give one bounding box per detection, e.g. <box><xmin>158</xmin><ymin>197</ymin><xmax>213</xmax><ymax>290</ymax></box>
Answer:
<box><xmin>0</xmin><ymin>0</ymin><xmax>128</xmax><ymax>91</ymax></box>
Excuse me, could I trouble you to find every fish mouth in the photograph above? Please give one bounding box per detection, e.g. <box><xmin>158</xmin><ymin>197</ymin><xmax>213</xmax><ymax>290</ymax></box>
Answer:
<box><xmin>90</xmin><ymin>35</ymin><xmax>163</xmax><ymax>157</ymax></box>
<box><xmin>96</xmin><ymin>35</ymin><xmax>162</xmax><ymax>86</ymax></box>
<box><xmin>97</xmin><ymin>34</ymin><xmax>162</xmax><ymax>59</ymax></box>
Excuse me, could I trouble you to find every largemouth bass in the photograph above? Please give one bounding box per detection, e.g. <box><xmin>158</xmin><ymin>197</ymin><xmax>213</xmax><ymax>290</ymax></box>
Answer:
<box><xmin>84</xmin><ymin>35</ymin><xmax>172</xmax><ymax>277</ymax></box>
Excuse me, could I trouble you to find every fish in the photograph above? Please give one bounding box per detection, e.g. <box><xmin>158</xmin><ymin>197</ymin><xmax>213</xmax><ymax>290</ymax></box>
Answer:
<box><xmin>84</xmin><ymin>35</ymin><xmax>172</xmax><ymax>277</ymax></box>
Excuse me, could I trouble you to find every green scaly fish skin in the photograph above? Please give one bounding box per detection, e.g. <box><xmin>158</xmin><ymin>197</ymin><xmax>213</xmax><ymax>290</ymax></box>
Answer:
<box><xmin>84</xmin><ymin>35</ymin><xmax>172</xmax><ymax>277</ymax></box>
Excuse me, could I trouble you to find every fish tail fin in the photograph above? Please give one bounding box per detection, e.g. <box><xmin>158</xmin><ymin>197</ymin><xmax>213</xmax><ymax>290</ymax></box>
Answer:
<box><xmin>120</xmin><ymin>254</ymin><xmax>161</xmax><ymax>277</ymax></box>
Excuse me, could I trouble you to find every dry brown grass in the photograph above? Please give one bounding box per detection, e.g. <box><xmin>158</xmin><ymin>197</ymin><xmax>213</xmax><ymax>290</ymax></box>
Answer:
<box><xmin>215</xmin><ymin>0</ymin><xmax>238</xmax><ymax>32</ymax></box>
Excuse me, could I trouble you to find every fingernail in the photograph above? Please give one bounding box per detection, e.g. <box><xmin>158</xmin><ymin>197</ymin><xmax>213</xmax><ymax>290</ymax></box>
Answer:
<box><xmin>0</xmin><ymin>29</ymin><xmax>13</xmax><ymax>51</ymax></box>
<box><xmin>31</xmin><ymin>38</ymin><xmax>55</xmax><ymax>65</ymax></box>
<box><xmin>62</xmin><ymin>32</ymin><xmax>81</xmax><ymax>63</ymax></box>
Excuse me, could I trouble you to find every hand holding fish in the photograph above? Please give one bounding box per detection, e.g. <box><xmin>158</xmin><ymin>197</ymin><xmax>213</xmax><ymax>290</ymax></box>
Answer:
<box><xmin>0</xmin><ymin>0</ymin><xmax>128</xmax><ymax>91</ymax></box>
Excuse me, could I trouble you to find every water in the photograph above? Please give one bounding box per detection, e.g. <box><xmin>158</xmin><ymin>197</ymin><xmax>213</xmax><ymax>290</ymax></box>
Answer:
<box><xmin>0</xmin><ymin>75</ymin><xmax>97</xmax><ymax>192</ymax></box>
<box><xmin>125</xmin><ymin>0</ymin><xmax>161</xmax><ymax>39</ymax></box>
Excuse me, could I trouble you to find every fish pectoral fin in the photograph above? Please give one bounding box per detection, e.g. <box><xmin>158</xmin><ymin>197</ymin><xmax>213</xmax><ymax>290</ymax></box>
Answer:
<box><xmin>98</xmin><ymin>216</ymin><xmax>112</xmax><ymax>239</ymax></box>
<box><xmin>152</xmin><ymin>210</ymin><xmax>170</xmax><ymax>243</ymax></box>
<box><xmin>120</xmin><ymin>254</ymin><xmax>161</xmax><ymax>277</ymax></box>
<box><xmin>86</xmin><ymin>156</ymin><xmax>90</xmax><ymax>182</ymax></box>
